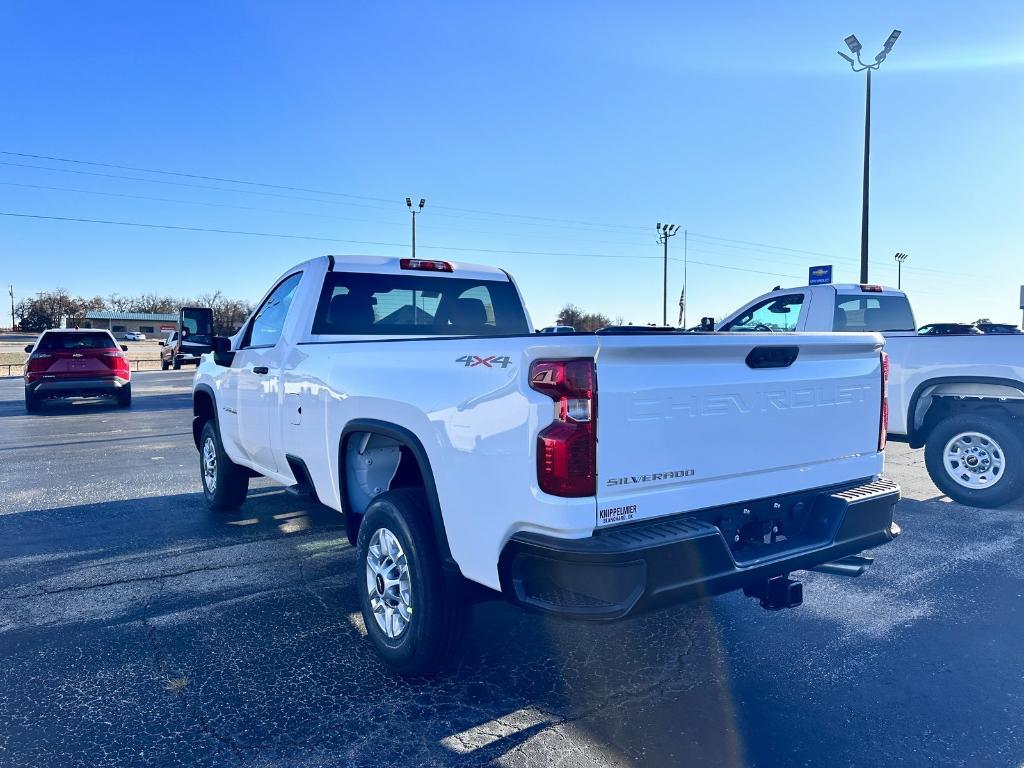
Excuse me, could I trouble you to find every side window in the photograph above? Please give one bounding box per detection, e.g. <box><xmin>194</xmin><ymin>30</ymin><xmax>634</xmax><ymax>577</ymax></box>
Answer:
<box><xmin>243</xmin><ymin>272</ymin><xmax>303</xmax><ymax>348</ymax></box>
<box><xmin>720</xmin><ymin>294</ymin><xmax>804</xmax><ymax>332</ymax></box>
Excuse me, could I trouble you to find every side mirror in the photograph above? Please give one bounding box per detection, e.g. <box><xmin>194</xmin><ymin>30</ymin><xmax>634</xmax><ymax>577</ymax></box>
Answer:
<box><xmin>24</xmin><ymin>344</ymin><xmax>33</xmax><ymax>353</ymax></box>
<box><xmin>158</xmin><ymin>340</ymin><xmax>165</xmax><ymax>346</ymax></box>
<box><xmin>211</xmin><ymin>336</ymin><xmax>235</xmax><ymax>367</ymax></box>
<box><xmin>700</xmin><ymin>317</ymin><xmax>716</xmax><ymax>332</ymax></box>
<box><xmin>121</xmin><ymin>345</ymin><xmax>128</xmax><ymax>352</ymax></box>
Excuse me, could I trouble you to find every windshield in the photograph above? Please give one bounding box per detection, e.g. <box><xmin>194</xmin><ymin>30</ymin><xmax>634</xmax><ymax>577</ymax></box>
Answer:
<box><xmin>834</xmin><ymin>295</ymin><xmax>915</xmax><ymax>332</ymax></box>
<box><xmin>312</xmin><ymin>272</ymin><xmax>529</xmax><ymax>336</ymax></box>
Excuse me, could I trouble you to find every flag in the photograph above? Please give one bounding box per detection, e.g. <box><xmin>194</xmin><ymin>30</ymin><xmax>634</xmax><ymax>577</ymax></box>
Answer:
<box><xmin>677</xmin><ymin>287</ymin><xmax>685</xmax><ymax>326</ymax></box>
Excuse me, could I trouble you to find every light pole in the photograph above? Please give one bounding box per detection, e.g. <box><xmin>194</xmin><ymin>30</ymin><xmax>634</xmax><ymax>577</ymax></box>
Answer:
<box><xmin>894</xmin><ymin>252</ymin><xmax>908</xmax><ymax>289</ymax></box>
<box><xmin>838</xmin><ymin>29</ymin><xmax>901</xmax><ymax>284</ymax></box>
<box><xmin>8</xmin><ymin>285</ymin><xmax>13</xmax><ymax>332</ymax></box>
<box><xmin>406</xmin><ymin>197</ymin><xmax>425</xmax><ymax>258</ymax></box>
<box><xmin>656</xmin><ymin>223</ymin><xmax>679</xmax><ymax>326</ymax></box>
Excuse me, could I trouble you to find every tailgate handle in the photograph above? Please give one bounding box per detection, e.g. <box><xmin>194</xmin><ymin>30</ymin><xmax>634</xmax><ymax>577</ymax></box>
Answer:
<box><xmin>745</xmin><ymin>346</ymin><xmax>799</xmax><ymax>369</ymax></box>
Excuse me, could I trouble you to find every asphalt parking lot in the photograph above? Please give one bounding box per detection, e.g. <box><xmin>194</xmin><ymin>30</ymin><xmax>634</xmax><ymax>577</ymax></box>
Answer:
<box><xmin>1</xmin><ymin>371</ymin><xmax>1022</xmax><ymax>767</ymax></box>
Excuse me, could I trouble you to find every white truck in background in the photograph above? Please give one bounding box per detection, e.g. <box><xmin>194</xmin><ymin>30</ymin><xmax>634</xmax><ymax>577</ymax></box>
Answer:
<box><xmin>719</xmin><ymin>283</ymin><xmax>1024</xmax><ymax>508</ymax></box>
<box><xmin>191</xmin><ymin>255</ymin><xmax>900</xmax><ymax>674</ymax></box>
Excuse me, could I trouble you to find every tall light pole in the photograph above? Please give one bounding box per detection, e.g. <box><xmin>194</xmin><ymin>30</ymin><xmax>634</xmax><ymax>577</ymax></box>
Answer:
<box><xmin>656</xmin><ymin>223</ymin><xmax>679</xmax><ymax>326</ymax></box>
<box><xmin>8</xmin><ymin>285</ymin><xmax>13</xmax><ymax>332</ymax></box>
<box><xmin>838</xmin><ymin>29</ymin><xmax>901</xmax><ymax>284</ymax></box>
<box><xmin>406</xmin><ymin>197</ymin><xmax>425</xmax><ymax>258</ymax></box>
<box><xmin>894</xmin><ymin>252</ymin><xmax>908</xmax><ymax>289</ymax></box>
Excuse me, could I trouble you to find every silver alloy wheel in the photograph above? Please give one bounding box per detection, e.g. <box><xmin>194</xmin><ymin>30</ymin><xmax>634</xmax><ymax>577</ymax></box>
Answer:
<box><xmin>943</xmin><ymin>431</ymin><xmax>1005</xmax><ymax>490</ymax></box>
<box><xmin>202</xmin><ymin>436</ymin><xmax>218</xmax><ymax>493</ymax></box>
<box><xmin>365</xmin><ymin>527</ymin><xmax>413</xmax><ymax>639</ymax></box>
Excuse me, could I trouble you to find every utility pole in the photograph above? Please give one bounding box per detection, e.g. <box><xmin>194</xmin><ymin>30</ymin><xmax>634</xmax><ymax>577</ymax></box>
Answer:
<box><xmin>656</xmin><ymin>223</ymin><xmax>680</xmax><ymax>326</ymax></box>
<box><xmin>406</xmin><ymin>197</ymin><xmax>426</xmax><ymax>259</ymax></box>
<box><xmin>894</xmin><ymin>252</ymin><xmax>908</xmax><ymax>289</ymax></box>
<box><xmin>838</xmin><ymin>29</ymin><xmax>901</xmax><ymax>283</ymax></box>
<box><xmin>8</xmin><ymin>285</ymin><xmax>13</xmax><ymax>332</ymax></box>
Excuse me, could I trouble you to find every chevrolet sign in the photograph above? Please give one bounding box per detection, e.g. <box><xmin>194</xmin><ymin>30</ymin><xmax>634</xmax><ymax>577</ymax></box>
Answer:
<box><xmin>809</xmin><ymin>265</ymin><xmax>833</xmax><ymax>285</ymax></box>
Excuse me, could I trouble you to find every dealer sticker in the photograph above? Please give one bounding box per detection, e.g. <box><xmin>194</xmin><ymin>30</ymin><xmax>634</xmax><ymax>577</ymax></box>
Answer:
<box><xmin>598</xmin><ymin>504</ymin><xmax>637</xmax><ymax>526</ymax></box>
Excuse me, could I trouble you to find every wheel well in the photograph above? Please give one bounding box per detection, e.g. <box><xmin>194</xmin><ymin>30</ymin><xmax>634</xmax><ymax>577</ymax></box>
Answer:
<box><xmin>338</xmin><ymin>421</ymin><xmax>456</xmax><ymax>569</ymax></box>
<box><xmin>192</xmin><ymin>388</ymin><xmax>215</xmax><ymax>449</ymax></box>
<box><xmin>913</xmin><ymin>395</ymin><xmax>1024</xmax><ymax>448</ymax></box>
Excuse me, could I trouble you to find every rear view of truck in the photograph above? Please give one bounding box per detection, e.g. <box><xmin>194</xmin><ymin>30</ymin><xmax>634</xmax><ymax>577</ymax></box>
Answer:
<box><xmin>501</xmin><ymin>331</ymin><xmax>900</xmax><ymax>620</ymax></box>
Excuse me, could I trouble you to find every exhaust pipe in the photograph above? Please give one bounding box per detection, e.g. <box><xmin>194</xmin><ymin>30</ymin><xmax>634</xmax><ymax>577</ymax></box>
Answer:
<box><xmin>810</xmin><ymin>555</ymin><xmax>875</xmax><ymax>577</ymax></box>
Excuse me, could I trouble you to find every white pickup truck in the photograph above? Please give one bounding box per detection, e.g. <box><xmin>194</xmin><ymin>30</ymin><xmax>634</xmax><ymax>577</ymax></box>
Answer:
<box><xmin>719</xmin><ymin>283</ymin><xmax>1024</xmax><ymax>508</ymax></box>
<box><xmin>192</xmin><ymin>256</ymin><xmax>900</xmax><ymax>673</ymax></box>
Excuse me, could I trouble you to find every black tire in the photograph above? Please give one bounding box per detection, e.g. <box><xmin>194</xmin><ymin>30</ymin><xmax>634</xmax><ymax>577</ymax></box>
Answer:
<box><xmin>24</xmin><ymin>390</ymin><xmax>40</xmax><ymax>413</ymax></box>
<box><xmin>199</xmin><ymin>419</ymin><xmax>249</xmax><ymax>511</ymax></box>
<box><xmin>161</xmin><ymin>358</ymin><xmax>169</xmax><ymax>371</ymax></box>
<box><xmin>924</xmin><ymin>412</ymin><xmax>1024</xmax><ymax>508</ymax></box>
<box><xmin>356</xmin><ymin>489</ymin><xmax>468</xmax><ymax>676</ymax></box>
<box><xmin>172</xmin><ymin>358</ymin><xmax>181</xmax><ymax>371</ymax></box>
<box><xmin>117</xmin><ymin>384</ymin><xmax>132</xmax><ymax>408</ymax></box>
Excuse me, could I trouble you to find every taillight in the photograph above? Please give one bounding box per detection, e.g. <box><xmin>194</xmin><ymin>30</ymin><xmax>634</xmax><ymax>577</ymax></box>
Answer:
<box><xmin>103</xmin><ymin>350</ymin><xmax>131</xmax><ymax>376</ymax></box>
<box><xmin>879</xmin><ymin>351</ymin><xmax>889</xmax><ymax>451</ymax></box>
<box><xmin>530</xmin><ymin>359</ymin><xmax>596</xmax><ymax>497</ymax></box>
<box><xmin>400</xmin><ymin>258</ymin><xmax>453</xmax><ymax>272</ymax></box>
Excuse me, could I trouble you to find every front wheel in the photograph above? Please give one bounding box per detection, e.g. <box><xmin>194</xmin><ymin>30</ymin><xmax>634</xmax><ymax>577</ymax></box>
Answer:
<box><xmin>161</xmin><ymin>358</ymin><xmax>169</xmax><ymax>371</ymax></box>
<box><xmin>172</xmin><ymin>358</ymin><xmax>181</xmax><ymax>371</ymax></box>
<box><xmin>356</xmin><ymin>489</ymin><xmax>468</xmax><ymax>675</ymax></box>
<box><xmin>199</xmin><ymin>420</ymin><xmax>249</xmax><ymax>511</ymax></box>
<box><xmin>925</xmin><ymin>413</ymin><xmax>1024</xmax><ymax>508</ymax></box>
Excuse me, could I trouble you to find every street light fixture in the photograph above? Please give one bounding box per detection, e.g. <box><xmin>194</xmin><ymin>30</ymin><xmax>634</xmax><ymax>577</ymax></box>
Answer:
<box><xmin>406</xmin><ymin>196</ymin><xmax>427</xmax><ymax>258</ymax></box>
<box><xmin>894</xmin><ymin>252</ymin><xmax>909</xmax><ymax>289</ymax></box>
<box><xmin>656</xmin><ymin>223</ymin><xmax>680</xmax><ymax>326</ymax></box>
<box><xmin>838</xmin><ymin>29</ymin><xmax>902</xmax><ymax>284</ymax></box>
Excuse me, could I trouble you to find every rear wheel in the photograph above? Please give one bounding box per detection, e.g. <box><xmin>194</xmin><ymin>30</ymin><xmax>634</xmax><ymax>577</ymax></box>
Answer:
<box><xmin>925</xmin><ymin>413</ymin><xmax>1024</xmax><ymax>508</ymax></box>
<box><xmin>24</xmin><ymin>389</ymin><xmax>40</xmax><ymax>413</ymax></box>
<box><xmin>199</xmin><ymin>420</ymin><xmax>249</xmax><ymax>511</ymax></box>
<box><xmin>356</xmin><ymin>489</ymin><xmax>468</xmax><ymax>675</ymax></box>
<box><xmin>117</xmin><ymin>384</ymin><xmax>132</xmax><ymax>408</ymax></box>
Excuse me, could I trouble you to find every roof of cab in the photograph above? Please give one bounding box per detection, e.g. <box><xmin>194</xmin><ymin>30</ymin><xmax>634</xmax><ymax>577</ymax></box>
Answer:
<box><xmin>287</xmin><ymin>254</ymin><xmax>510</xmax><ymax>281</ymax></box>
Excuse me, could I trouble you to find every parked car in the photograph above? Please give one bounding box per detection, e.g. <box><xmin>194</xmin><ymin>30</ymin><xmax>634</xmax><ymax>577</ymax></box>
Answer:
<box><xmin>918</xmin><ymin>323</ymin><xmax>983</xmax><ymax>336</ymax></box>
<box><xmin>537</xmin><ymin>325</ymin><xmax>575</xmax><ymax>333</ymax></box>
<box><xmin>191</xmin><ymin>255</ymin><xmax>899</xmax><ymax>674</ymax></box>
<box><xmin>974</xmin><ymin>322</ymin><xmax>1022</xmax><ymax>335</ymax></box>
<box><xmin>24</xmin><ymin>329</ymin><xmax>131</xmax><ymax>411</ymax></box>
<box><xmin>719</xmin><ymin>283</ymin><xmax>1024</xmax><ymax>507</ymax></box>
<box><xmin>124</xmin><ymin>331</ymin><xmax>147</xmax><ymax>341</ymax></box>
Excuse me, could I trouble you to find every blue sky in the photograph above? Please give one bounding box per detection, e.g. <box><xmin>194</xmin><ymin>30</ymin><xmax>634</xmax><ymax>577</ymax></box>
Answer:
<box><xmin>1</xmin><ymin>1</ymin><xmax>1022</xmax><ymax>327</ymax></box>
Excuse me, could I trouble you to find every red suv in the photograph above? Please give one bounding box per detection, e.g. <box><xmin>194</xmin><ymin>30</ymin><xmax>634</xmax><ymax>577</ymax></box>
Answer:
<box><xmin>24</xmin><ymin>330</ymin><xmax>132</xmax><ymax>412</ymax></box>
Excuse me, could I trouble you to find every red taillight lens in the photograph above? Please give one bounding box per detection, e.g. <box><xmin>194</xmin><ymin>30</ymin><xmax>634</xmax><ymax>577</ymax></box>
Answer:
<box><xmin>400</xmin><ymin>258</ymin><xmax>453</xmax><ymax>272</ymax></box>
<box><xmin>102</xmin><ymin>350</ymin><xmax>131</xmax><ymax>377</ymax></box>
<box><xmin>530</xmin><ymin>359</ymin><xmax>596</xmax><ymax>497</ymax></box>
<box><xmin>879</xmin><ymin>351</ymin><xmax>889</xmax><ymax>451</ymax></box>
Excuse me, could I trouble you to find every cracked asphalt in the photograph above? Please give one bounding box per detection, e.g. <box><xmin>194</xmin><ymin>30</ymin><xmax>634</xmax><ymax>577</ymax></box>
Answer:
<box><xmin>1</xmin><ymin>371</ymin><xmax>1022</xmax><ymax>767</ymax></box>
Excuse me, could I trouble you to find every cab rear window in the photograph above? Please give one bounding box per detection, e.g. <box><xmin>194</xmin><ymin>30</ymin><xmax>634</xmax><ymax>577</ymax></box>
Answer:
<box><xmin>834</xmin><ymin>296</ymin><xmax>915</xmax><ymax>332</ymax></box>
<box><xmin>37</xmin><ymin>332</ymin><xmax>117</xmax><ymax>350</ymax></box>
<box><xmin>311</xmin><ymin>272</ymin><xmax>529</xmax><ymax>336</ymax></box>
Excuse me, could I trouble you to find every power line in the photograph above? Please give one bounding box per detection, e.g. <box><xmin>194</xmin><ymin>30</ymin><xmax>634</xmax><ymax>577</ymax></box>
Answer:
<box><xmin>0</xmin><ymin>181</ymin><xmax>650</xmax><ymax>247</ymax></box>
<box><xmin>0</xmin><ymin>209</ymin><xmax>814</xmax><ymax>280</ymax></box>
<box><xmin>0</xmin><ymin>150</ymin><xmax>396</xmax><ymax>204</ymax></box>
<box><xmin>0</xmin><ymin>150</ymin><xmax>648</xmax><ymax>232</ymax></box>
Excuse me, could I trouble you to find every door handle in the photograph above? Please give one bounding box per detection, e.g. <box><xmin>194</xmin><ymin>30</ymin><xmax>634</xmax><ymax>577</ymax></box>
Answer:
<box><xmin>252</xmin><ymin>366</ymin><xmax>269</xmax><ymax>375</ymax></box>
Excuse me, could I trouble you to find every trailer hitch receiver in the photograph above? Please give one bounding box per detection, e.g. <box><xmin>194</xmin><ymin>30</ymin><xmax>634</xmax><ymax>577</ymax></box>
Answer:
<box><xmin>744</xmin><ymin>574</ymin><xmax>803</xmax><ymax>611</ymax></box>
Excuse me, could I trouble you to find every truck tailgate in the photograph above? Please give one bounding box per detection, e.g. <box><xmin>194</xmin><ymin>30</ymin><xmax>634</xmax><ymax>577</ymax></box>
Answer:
<box><xmin>594</xmin><ymin>333</ymin><xmax>885</xmax><ymax>527</ymax></box>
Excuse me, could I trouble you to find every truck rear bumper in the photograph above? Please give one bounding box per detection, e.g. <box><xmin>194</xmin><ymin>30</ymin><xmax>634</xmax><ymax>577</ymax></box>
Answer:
<box><xmin>498</xmin><ymin>478</ymin><xmax>900</xmax><ymax>620</ymax></box>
